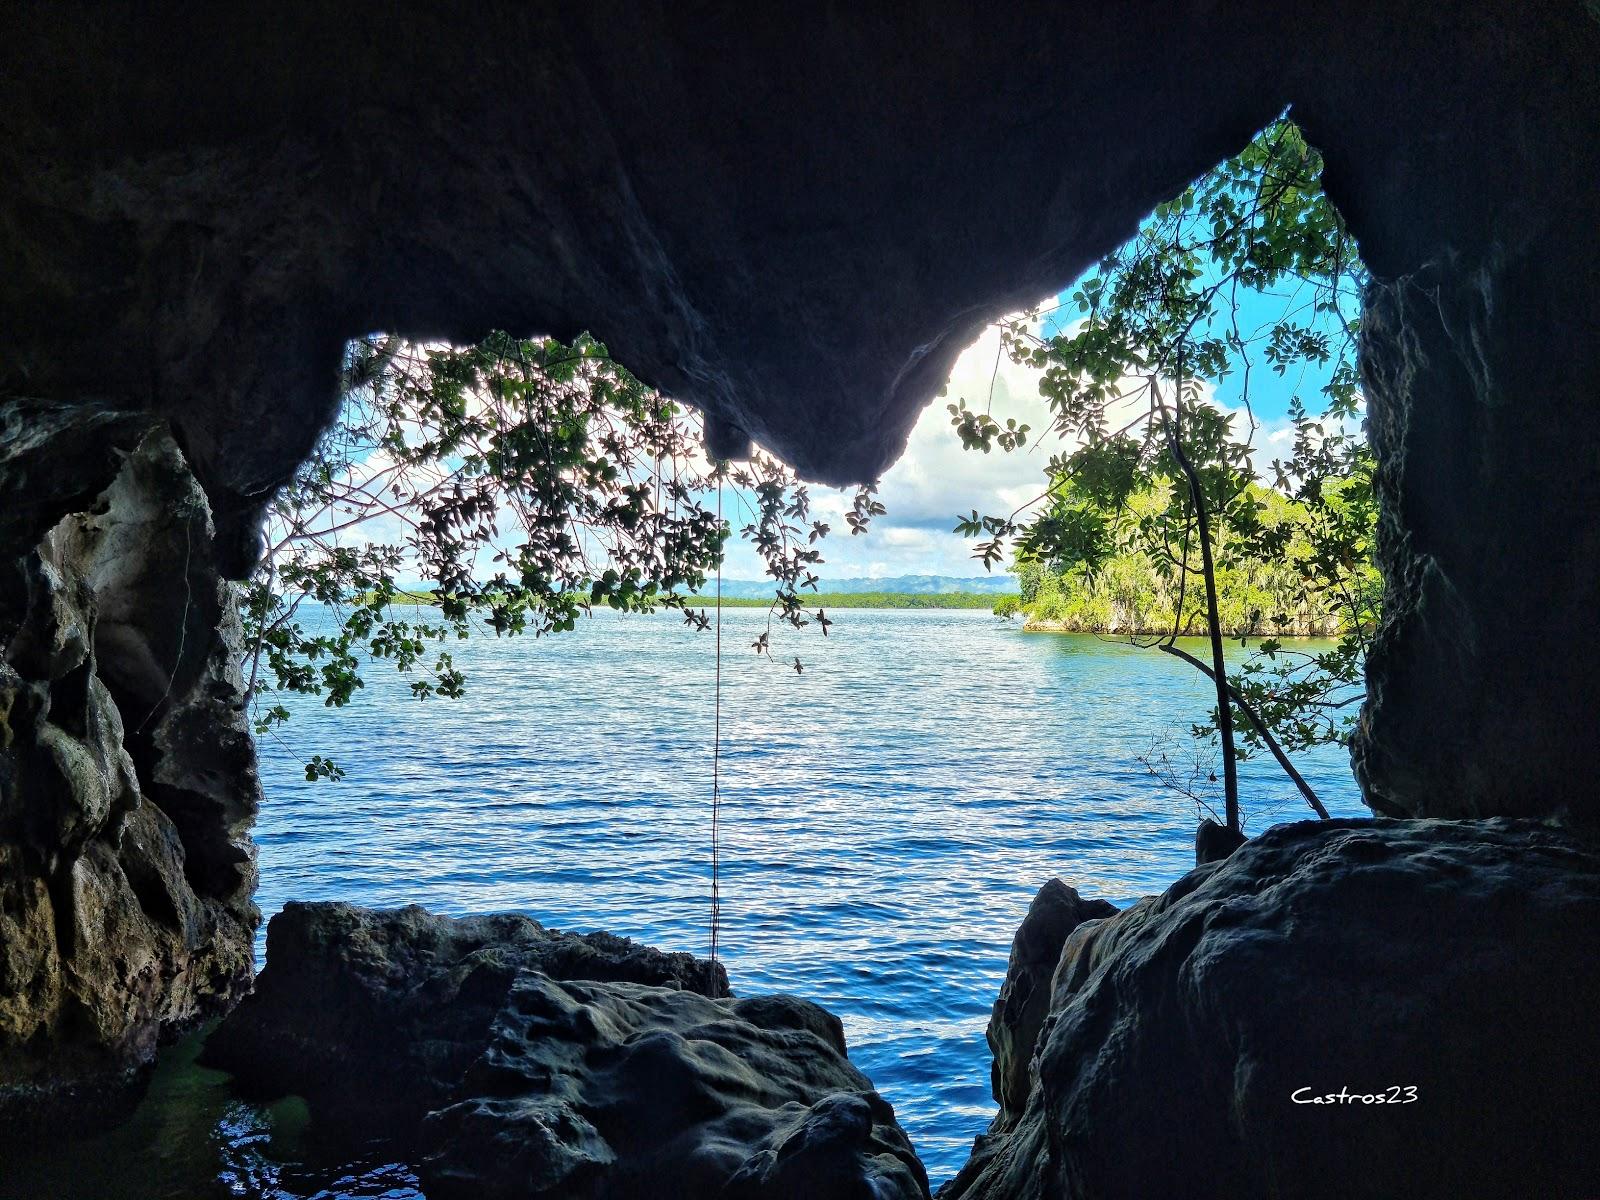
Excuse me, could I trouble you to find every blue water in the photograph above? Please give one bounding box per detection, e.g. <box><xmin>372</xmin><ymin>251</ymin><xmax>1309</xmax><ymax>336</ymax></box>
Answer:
<box><xmin>0</xmin><ymin>608</ymin><xmax>1366</xmax><ymax>1198</ymax></box>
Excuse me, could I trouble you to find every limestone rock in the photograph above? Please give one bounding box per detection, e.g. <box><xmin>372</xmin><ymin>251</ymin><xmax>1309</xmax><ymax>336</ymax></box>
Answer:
<box><xmin>427</xmin><ymin>975</ymin><xmax>928</xmax><ymax>1200</ymax></box>
<box><xmin>1194</xmin><ymin>817</ymin><xmax>1247</xmax><ymax>864</ymax></box>
<box><xmin>0</xmin><ymin>423</ymin><xmax>259</xmax><ymax>1129</ymax></box>
<box><xmin>985</xmin><ymin>880</ymin><xmax>1116</xmax><ymax>1121</ymax></box>
<box><xmin>0</xmin><ymin>401</ymin><xmax>155</xmax><ymax>564</ymax></box>
<box><xmin>204</xmin><ymin>900</ymin><xmax>729</xmax><ymax>1123</ymax></box>
<box><xmin>1351</xmin><ymin>249</ymin><xmax>1600</xmax><ymax>820</ymax></box>
<box><xmin>943</xmin><ymin>819</ymin><xmax>1600</xmax><ymax>1200</ymax></box>
<box><xmin>721</xmin><ymin>1091</ymin><xmax>926</xmax><ymax>1200</ymax></box>
<box><xmin>206</xmin><ymin>902</ymin><xmax>929</xmax><ymax>1200</ymax></box>
<box><xmin>45</xmin><ymin>429</ymin><xmax>262</xmax><ymax>906</ymax></box>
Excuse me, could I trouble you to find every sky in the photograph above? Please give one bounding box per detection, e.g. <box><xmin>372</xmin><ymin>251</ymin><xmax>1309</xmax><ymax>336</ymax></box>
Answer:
<box><xmin>303</xmin><ymin>245</ymin><xmax>1359</xmax><ymax>592</ymax></box>
<box><xmin>719</xmin><ymin>271</ymin><xmax>1355</xmax><ymax>584</ymax></box>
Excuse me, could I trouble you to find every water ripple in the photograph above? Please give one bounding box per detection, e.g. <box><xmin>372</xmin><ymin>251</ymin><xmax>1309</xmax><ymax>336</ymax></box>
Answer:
<box><xmin>252</xmin><ymin>609</ymin><xmax>1364</xmax><ymax>1186</ymax></box>
<box><xmin>0</xmin><ymin>609</ymin><xmax>1365</xmax><ymax>1198</ymax></box>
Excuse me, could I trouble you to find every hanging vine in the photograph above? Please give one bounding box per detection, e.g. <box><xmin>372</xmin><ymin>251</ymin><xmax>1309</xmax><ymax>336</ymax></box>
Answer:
<box><xmin>239</xmin><ymin>332</ymin><xmax>882</xmax><ymax>779</ymax></box>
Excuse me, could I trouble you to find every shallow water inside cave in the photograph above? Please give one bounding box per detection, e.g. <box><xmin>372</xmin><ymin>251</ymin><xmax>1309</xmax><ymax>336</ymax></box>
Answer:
<box><xmin>1</xmin><ymin>608</ymin><xmax>1364</xmax><ymax>1197</ymax></box>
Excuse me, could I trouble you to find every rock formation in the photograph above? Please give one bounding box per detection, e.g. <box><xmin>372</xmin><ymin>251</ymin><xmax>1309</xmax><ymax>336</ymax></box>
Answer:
<box><xmin>983</xmin><ymin>880</ymin><xmax>1117</xmax><ymax>1122</ymax></box>
<box><xmin>1352</xmin><ymin>251</ymin><xmax>1600</xmax><ymax>819</ymax></box>
<box><xmin>3</xmin><ymin>0</ymin><xmax>1600</xmax><ymax>1150</ymax></box>
<box><xmin>1194</xmin><ymin>817</ymin><xmax>1248</xmax><ymax>864</ymax></box>
<box><xmin>203</xmin><ymin>900</ymin><xmax>730</xmax><ymax>1122</ymax></box>
<box><xmin>205</xmin><ymin>902</ymin><xmax>930</xmax><ymax>1200</ymax></box>
<box><xmin>942</xmin><ymin>819</ymin><xmax>1600</xmax><ymax>1200</ymax></box>
<box><xmin>0</xmin><ymin>423</ymin><xmax>260</xmax><ymax>1127</ymax></box>
<box><xmin>3</xmin><ymin>5</ymin><xmax>1598</xmax><ymax>821</ymax></box>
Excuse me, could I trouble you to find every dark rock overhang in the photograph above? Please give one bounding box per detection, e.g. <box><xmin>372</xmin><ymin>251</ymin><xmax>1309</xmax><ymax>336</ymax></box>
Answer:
<box><xmin>3</xmin><ymin>0</ymin><xmax>1600</xmax><ymax>1144</ymax></box>
<box><xmin>5</xmin><ymin>5</ymin><xmax>1588</xmax><ymax>537</ymax></box>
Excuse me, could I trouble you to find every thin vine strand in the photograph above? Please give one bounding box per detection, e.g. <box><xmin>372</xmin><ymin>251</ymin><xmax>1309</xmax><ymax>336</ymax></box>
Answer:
<box><xmin>710</xmin><ymin>473</ymin><xmax>723</xmax><ymax>968</ymax></box>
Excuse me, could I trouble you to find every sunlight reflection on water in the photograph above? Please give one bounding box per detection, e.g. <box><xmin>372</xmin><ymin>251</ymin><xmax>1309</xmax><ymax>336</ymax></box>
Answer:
<box><xmin>0</xmin><ymin>609</ymin><xmax>1365</xmax><ymax>1198</ymax></box>
<box><xmin>251</xmin><ymin>608</ymin><xmax>1365</xmax><ymax>1185</ymax></box>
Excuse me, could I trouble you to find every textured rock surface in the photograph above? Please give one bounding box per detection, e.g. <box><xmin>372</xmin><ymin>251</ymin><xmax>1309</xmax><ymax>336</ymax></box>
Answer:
<box><xmin>1352</xmin><ymin>251</ymin><xmax>1600</xmax><ymax>819</ymax></box>
<box><xmin>942</xmin><ymin>819</ymin><xmax>1600</xmax><ymax>1200</ymax></box>
<box><xmin>207</xmin><ymin>902</ymin><xmax>928</xmax><ymax>1200</ymax></box>
<box><xmin>1194</xmin><ymin>816</ymin><xmax>1247</xmax><ymax>864</ymax></box>
<box><xmin>0</xmin><ymin>401</ymin><xmax>159</xmax><ymax>563</ymax></box>
<box><xmin>204</xmin><ymin>900</ymin><xmax>729</xmax><ymax>1123</ymax></box>
<box><xmin>1292</xmin><ymin>12</ymin><xmax>1600</xmax><ymax>819</ymax></box>
<box><xmin>427</xmin><ymin>977</ymin><xmax>928</xmax><ymax>1200</ymax></box>
<box><xmin>1</xmin><ymin>9</ymin><xmax>1597</xmax><ymax>814</ymax></box>
<box><xmin>0</xmin><ymin>425</ymin><xmax>260</xmax><ymax>1127</ymax></box>
<box><xmin>984</xmin><ymin>880</ymin><xmax>1116</xmax><ymax>1121</ymax></box>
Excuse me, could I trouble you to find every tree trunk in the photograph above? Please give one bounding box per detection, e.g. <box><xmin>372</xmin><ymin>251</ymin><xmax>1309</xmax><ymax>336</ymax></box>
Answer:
<box><xmin>1158</xmin><ymin>642</ymin><xmax>1330</xmax><ymax>820</ymax></box>
<box><xmin>1157</xmin><ymin>380</ymin><xmax>1240</xmax><ymax>832</ymax></box>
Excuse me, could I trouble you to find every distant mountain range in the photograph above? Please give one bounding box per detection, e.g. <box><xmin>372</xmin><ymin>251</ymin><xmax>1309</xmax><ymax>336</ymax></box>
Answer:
<box><xmin>715</xmin><ymin>574</ymin><xmax>1018</xmax><ymax>599</ymax></box>
<box><xmin>393</xmin><ymin>574</ymin><xmax>1019</xmax><ymax>600</ymax></box>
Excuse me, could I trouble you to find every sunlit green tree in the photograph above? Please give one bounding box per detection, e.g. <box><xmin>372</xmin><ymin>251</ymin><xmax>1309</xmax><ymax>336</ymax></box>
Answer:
<box><xmin>240</xmin><ymin>332</ymin><xmax>877</xmax><ymax>779</ymax></box>
<box><xmin>956</xmin><ymin>119</ymin><xmax>1374</xmax><ymax>831</ymax></box>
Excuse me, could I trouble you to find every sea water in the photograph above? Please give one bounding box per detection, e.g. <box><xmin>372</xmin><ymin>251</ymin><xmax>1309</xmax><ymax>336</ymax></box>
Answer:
<box><xmin>0</xmin><ymin>608</ymin><xmax>1365</xmax><ymax>1197</ymax></box>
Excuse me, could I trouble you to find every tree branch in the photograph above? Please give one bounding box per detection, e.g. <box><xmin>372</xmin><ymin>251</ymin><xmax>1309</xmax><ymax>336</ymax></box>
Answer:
<box><xmin>1158</xmin><ymin>641</ymin><xmax>1330</xmax><ymax>820</ymax></box>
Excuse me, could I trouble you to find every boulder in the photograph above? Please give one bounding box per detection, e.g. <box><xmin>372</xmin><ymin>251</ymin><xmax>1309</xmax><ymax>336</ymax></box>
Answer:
<box><xmin>943</xmin><ymin>819</ymin><xmax>1600</xmax><ymax>1200</ymax></box>
<box><xmin>204</xmin><ymin>900</ymin><xmax>729</xmax><ymax>1123</ymax></box>
<box><xmin>426</xmin><ymin>975</ymin><xmax>928</xmax><ymax>1200</ymax></box>
<box><xmin>1194</xmin><ymin>817</ymin><xmax>1247</xmax><ymax>864</ymax></box>
<box><xmin>985</xmin><ymin>880</ymin><xmax>1116</xmax><ymax>1121</ymax></box>
<box><xmin>206</xmin><ymin>902</ymin><xmax>929</xmax><ymax>1200</ymax></box>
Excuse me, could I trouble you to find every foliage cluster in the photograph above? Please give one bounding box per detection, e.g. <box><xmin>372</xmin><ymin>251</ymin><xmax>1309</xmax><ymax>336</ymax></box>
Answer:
<box><xmin>953</xmin><ymin>117</ymin><xmax>1375</xmax><ymax>827</ymax></box>
<box><xmin>241</xmin><ymin>333</ymin><xmax>878</xmax><ymax>778</ymax></box>
<box><xmin>998</xmin><ymin>478</ymin><xmax>1376</xmax><ymax>640</ymax></box>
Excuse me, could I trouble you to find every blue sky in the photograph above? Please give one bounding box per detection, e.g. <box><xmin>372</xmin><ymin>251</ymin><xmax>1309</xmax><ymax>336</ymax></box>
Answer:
<box><xmin>719</xmin><ymin>263</ymin><xmax>1358</xmax><ymax>584</ymax></box>
<box><xmin>323</xmin><ymin>246</ymin><xmax>1359</xmax><ymax>590</ymax></box>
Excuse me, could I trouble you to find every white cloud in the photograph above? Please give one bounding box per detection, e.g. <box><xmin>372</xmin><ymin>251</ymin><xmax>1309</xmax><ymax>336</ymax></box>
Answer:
<box><xmin>301</xmin><ymin>324</ymin><xmax>1367</xmax><ymax>590</ymax></box>
<box><xmin>724</xmin><ymin>314</ymin><xmax>1364</xmax><ymax>583</ymax></box>
<box><xmin>721</xmin><ymin>316</ymin><xmax>1060</xmax><ymax>581</ymax></box>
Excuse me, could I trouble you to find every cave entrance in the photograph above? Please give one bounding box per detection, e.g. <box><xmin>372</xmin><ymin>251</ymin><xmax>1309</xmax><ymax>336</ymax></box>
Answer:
<box><xmin>223</xmin><ymin>115</ymin><xmax>1374</xmax><ymax>1191</ymax></box>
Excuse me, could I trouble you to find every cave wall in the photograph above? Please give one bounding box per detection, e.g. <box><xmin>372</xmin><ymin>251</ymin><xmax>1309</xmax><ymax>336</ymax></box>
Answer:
<box><xmin>0</xmin><ymin>420</ymin><xmax>260</xmax><ymax>1126</ymax></box>
<box><xmin>1</xmin><ymin>2</ymin><xmax>1330</xmax><ymax>557</ymax></box>
<box><xmin>1285</xmin><ymin>8</ymin><xmax>1600</xmax><ymax>819</ymax></box>
<box><xmin>2</xmin><ymin>0</ymin><xmax>1598</xmax><ymax>1117</ymax></box>
<box><xmin>1353</xmin><ymin>247</ymin><xmax>1600</xmax><ymax>818</ymax></box>
<box><xmin>3</xmin><ymin>5</ymin><xmax>1591</xmax><ymax>822</ymax></box>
